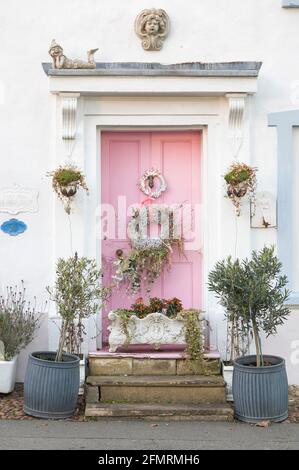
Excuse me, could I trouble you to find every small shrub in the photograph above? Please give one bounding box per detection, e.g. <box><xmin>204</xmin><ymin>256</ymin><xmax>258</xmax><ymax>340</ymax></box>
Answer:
<box><xmin>0</xmin><ymin>283</ymin><xmax>41</xmax><ymax>361</ymax></box>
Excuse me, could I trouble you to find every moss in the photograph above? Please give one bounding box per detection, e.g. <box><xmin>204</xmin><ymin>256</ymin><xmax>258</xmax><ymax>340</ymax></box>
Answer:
<box><xmin>180</xmin><ymin>309</ymin><xmax>209</xmax><ymax>374</ymax></box>
<box><xmin>54</xmin><ymin>169</ymin><xmax>82</xmax><ymax>186</ymax></box>
<box><xmin>48</xmin><ymin>164</ymin><xmax>88</xmax><ymax>214</ymax></box>
<box><xmin>224</xmin><ymin>169</ymin><xmax>250</xmax><ymax>185</ymax></box>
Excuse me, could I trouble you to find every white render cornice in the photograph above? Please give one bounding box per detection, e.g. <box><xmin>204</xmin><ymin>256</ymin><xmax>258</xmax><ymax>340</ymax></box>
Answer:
<box><xmin>43</xmin><ymin>62</ymin><xmax>261</xmax><ymax>97</ymax></box>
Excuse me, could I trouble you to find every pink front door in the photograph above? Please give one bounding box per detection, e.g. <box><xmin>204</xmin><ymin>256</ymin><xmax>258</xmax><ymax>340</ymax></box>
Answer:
<box><xmin>101</xmin><ymin>131</ymin><xmax>202</xmax><ymax>345</ymax></box>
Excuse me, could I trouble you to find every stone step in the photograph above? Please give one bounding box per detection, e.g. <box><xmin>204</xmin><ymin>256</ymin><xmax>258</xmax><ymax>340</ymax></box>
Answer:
<box><xmin>85</xmin><ymin>392</ymin><xmax>233</xmax><ymax>422</ymax></box>
<box><xmin>86</xmin><ymin>375</ymin><xmax>227</xmax><ymax>404</ymax></box>
<box><xmin>88</xmin><ymin>352</ymin><xmax>221</xmax><ymax>377</ymax></box>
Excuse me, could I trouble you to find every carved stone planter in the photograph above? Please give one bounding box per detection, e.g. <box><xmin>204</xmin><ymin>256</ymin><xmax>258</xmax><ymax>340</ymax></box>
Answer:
<box><xmin>108</xmin><ymin>311</ymin><xmax>208</xmax><ymax>353</ymax></box>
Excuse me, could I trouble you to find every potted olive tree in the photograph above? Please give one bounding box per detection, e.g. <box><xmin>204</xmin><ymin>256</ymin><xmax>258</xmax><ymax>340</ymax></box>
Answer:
<box><xmin>208</xmin><ymin>246</ymin><xmax>291</xmax><ymax>423</ymax></box>
<box><xmin>0</xmin><ymin>284</ymin><xmax>41</xmax><ymax>393</ymax></box>
<box><xmin>24</xmin><ymin>254</ymin><xmax>109</xmax><ymax>419</ymax></box>
<box><xmin>208</xmin><ymin>258</ymin><xmax>250</xmax><ymax>401</ymax></box>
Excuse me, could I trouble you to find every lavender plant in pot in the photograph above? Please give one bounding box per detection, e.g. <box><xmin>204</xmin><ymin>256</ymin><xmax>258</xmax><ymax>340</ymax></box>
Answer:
<box><xmin>208</xmin><ymin>246</ymin><xmax>291</xmax><ymax>423</ymax></box>
<box><xmin>0</xmin><ymin>284</ymin><xmax>41</xmax><ymax>394</ymax></box>
<box><xmin>24</xmin><ymin>254</ymin><xmax>109</xmax><ymax>419</ymax></box>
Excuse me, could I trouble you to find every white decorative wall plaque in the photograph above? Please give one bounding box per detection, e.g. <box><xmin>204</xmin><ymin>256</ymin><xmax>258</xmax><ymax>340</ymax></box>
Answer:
<box><xmin>0</xmin><ymin>185</ymin><xmax>39</xmax><ymax>214</ymax></box>
<box><xmin>251</xmin><ymin>191</ymin><xmax>277</xmax><ymax>228</ymax></box>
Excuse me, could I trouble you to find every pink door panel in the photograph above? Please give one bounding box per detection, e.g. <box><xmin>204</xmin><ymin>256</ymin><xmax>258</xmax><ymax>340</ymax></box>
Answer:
<box><xmin>101</xmin><ymin>131</ymin><xmax>202</xmax><ymax>345</ymax></box>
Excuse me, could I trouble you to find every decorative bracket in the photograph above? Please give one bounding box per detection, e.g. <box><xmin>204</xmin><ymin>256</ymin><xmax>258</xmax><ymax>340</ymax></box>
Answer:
<box><xmin>60</xmin><ymin>93</ymin><xmax>80</xmax><ymax>158</ymax></box>
<box><xmin>226</xmin><ymin>93</ymin><xmax>247</xmax><ymax>160</ymax></box>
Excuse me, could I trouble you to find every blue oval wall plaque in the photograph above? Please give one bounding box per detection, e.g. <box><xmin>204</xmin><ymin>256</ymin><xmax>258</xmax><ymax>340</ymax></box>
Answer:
<box><xmin>1</xmin><ymin>218</ymin><xmax>27</xmax><ymax>236</ymax></box>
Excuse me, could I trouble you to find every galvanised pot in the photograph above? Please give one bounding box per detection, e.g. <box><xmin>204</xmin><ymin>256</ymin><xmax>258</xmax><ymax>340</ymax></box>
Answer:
<box><xmin>233</xmin><ymin>355</ymin><xmax>288</xmax><ymax>423</ymax></box>
<box><xmin>23</xmin><ymin>351</ymin><xmax>80</xmax><ymax>419</ymax></box>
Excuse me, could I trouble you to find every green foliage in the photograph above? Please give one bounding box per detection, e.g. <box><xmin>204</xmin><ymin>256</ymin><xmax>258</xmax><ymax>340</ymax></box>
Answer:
<box><xmin>113</xmin><ymin>244</ymin><xmax>172</xmax><ymax>294</ymax></box>
<box><xmin>113</xmin><ymin>236</ymin><xmax>184</xmax><ymax>296</ymax></box>
<box><xmin>48</xmin><ymin>164</ymin><xmax>88</xmax><ymax>214</ymax></box>
<box><xmin>47</xmin><ymin>254</ymin><xmax>110</xmax><ymax>361</ymax></box>
<box><xmin>113</xmin><ymin>309</ymin><xmax>133</xmax><ymax>346</ymax></box>
<box><xmin>180</xmin><ymin>309</ymin><xmax>206</xmax><ymax>365</ymax></box>
<box><xmin>54</xmin><ymin>168</ymin><xmax>82</xmax><ymax>186</ymax></box>
<box><xmin>0</xmin><ymin>283</ymin><xmax>41</xmax><ymax>361</ymax></box>
<box><xmin>148</xmin><ymin>297</ymin><xmax>165</xmax><ymax>314</ymax></box>
<box><xmin>165</xmin><ymin>297</ymin><xmax>183</xmax><ymax>318</ymax></box>
<box><xmin>116</xmin><ymin>297</ymin><xmax>183</xmax><ymax>320</ymax></box>
<box><xmin>49</xmin><ymin>164</ymin><xmax>88</xmax><ymax>192</ymax></box>
<box><xmin>224</xmin><ymin>169</ymin><xmax>250</xmax><ymax>185</ymax></box>
<box><xmin>224</xmin><ymin>162</ymin><xmax>257</xmax><ymax>216</ymax></box>
<box><xmin>208</xmin><ymin>246</ymin><xmax>291</xmax><ymax>366</ymax></box>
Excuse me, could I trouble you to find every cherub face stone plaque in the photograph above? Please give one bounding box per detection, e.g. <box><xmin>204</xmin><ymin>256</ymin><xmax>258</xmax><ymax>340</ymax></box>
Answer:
<box><xmin>135</xmin><ymin>9</ymin><xmax>170</xmax><ymax>51</ymax></box>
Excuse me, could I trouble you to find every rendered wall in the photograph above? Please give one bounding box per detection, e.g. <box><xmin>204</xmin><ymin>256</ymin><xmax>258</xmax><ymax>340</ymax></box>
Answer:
<box><xmin>0</xmin><ymin>0</ymin><xmax>298</xmax><ymax>382</ymax></box>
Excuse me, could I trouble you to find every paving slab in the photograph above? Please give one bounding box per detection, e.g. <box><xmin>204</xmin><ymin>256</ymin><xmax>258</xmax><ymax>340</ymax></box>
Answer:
<box><xmin>0</xmin><ymin>419</ymin><xmax>298</xmax><ymax>450</ymax></box>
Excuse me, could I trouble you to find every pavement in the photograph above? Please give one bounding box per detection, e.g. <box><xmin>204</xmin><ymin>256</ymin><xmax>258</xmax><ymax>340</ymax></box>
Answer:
<box><xmin>0</xmin><ymin>419</ymin><xmax>298</xmax><ymax>450</ymax></box>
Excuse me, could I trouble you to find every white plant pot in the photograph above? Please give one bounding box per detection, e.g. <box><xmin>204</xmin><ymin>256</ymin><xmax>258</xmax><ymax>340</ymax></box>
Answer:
<box><xmin>0</xmin><ymin>356</ymin><xmax>18</xmax><ymax>394</ymax></box>
<box><xmin>223</xmin><ymin>363</ymin><xmax>234</xmax><ymax>402</ymax></box>
<box><xmin>108</xmin><ymin>311</ymin><xmax>208</xmax><ymax>353</ymax></box>
<box><xmin>79</xmin><ymin>354</ymin><xmax>86</xmax><ymax>395</ymax></box>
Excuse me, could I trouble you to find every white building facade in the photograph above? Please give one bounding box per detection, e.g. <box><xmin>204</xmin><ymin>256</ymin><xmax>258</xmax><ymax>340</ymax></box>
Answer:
<box><xmin>0</xmin><ymin>0</ymin><xmax>299</xmax><ymax>384</ymax></box>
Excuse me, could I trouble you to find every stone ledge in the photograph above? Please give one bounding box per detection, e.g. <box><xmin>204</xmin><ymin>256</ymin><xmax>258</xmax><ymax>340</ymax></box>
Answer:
<box><xmin>85</xmin><ymin>399</ymin><xmax>234</xmax><ymax>421</ymax></box>
<box><xmin>87</xmin><ymin>374</ymin><xmax>225</xmax><ymax>387</ymax></box>
<box><xmin>88</xmin><ymin>354</ymin><xmax>221</xmax><ymax>376</ymax></box>
<box><xmin>42</xmin><ymin>61</ymin><xmax>262</xmax><ymax>78</ymax></box>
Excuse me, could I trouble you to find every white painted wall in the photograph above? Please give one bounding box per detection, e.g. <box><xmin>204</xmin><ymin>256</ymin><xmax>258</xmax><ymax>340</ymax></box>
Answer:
<box><xmin>0</xmin><ymin>0</ymin><xmax>298</xmax><ymax>383</ymax></box>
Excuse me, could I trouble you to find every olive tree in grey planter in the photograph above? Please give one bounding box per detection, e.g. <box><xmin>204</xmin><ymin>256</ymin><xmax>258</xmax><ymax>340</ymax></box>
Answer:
<box><xmin>24</xmin><ymin>254</ymin><xmax>109</xmax><ymax>419</ymax></box>
<box><xmin>208</xmin><ymin>246</ymin><xmax>291</xmax><ymax>423</ymax></box>
<box><xmin>208</xmin><ymin>256</ymin><xmax>250</xmax><ymax>402</ymax></box>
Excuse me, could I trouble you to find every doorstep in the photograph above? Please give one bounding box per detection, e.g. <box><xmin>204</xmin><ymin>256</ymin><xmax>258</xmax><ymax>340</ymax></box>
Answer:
<box><xmin>89</xmin><ymin>346</ymin><xmax>220</xmax><ymax>360</ymax></box>
<box><xmin>88</xmin><ymin>348</ymin><xmax>221</xmax><ymax>376</ymax></box>
<box><xmin>85</xmin><ymin>400</ymin><xmax>234</xmax><ymax>422</ymax></box>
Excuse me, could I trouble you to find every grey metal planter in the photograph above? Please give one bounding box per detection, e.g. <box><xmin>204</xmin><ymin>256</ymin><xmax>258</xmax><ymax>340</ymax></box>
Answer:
<box><xmin>23</xmin><ymin>351</ymin><xmax>80</xmax><ymax>419</ymax></box>
<box><xmin>233</xmin><ymin>355</ymin><xmax>288</xmax><ymax>423</ymax></box>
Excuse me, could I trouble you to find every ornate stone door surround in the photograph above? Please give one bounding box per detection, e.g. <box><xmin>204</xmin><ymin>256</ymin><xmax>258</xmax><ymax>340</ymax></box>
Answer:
<box><xmin>44</xmin><ymin>61</ymin><xmax>261</xmax><ymax>353</ymax></box>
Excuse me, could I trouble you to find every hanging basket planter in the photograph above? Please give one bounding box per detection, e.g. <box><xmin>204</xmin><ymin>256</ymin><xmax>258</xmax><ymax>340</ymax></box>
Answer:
<box><xmin>60</xmin><ymin>182</ymin><xmax>78</xmax><ymax>198</ymax></box>
<box><xmin>224</xmin><ymin>162</ymin><xmax>257</xmax><ymax>216</ymax></box>
<box><xmin>48</xmin><ymin>164</ymin><xmax>88</xmax><ymax>214</ymax></box>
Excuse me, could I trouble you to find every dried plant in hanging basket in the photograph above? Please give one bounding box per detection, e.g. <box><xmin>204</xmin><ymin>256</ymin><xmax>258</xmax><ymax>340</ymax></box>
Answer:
<box><xmin>48</xmin><ymin>164</ymin><xmax>88</xmax><ymax>214</ymax></box>
<box><xmin>112</xmin><ymin>238</ymin><xmax>183</xmax><ymax>296</ymax></box>
<box><xmin>224</xmin><ymin>162</ymin><xmax>257</xmax><ymax>216</ymax></box>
